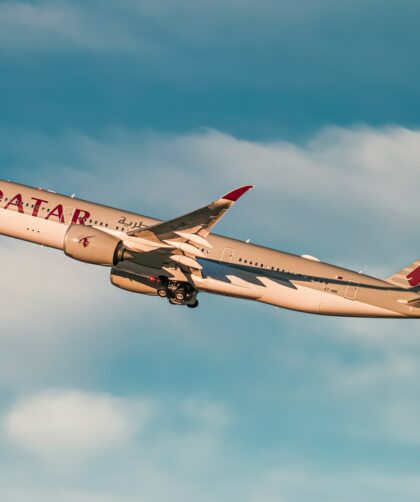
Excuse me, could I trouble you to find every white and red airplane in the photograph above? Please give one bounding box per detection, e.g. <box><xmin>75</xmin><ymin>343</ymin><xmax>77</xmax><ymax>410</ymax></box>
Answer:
<box><xmin>1</xmin><ymin>180</ymin><xmax>419</xmax><ymax>317</ymax></box>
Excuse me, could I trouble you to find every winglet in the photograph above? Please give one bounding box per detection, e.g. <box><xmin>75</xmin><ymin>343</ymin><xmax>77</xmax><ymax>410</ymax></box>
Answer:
<box><xmin>222</xmin><ymin>185</ymin><xmax>253</xmax><ymax>202</ymax></box>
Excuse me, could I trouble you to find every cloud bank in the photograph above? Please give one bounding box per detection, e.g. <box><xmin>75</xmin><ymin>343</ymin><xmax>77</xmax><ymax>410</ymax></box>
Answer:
<box><xmin>3</xmin><ymin>124</ymin><xmax>419</xmax><ymax>268</ymax></box>
<box><xmin>4</xmin><ymin>390</ymin><xmax>148</xmax><ymax>456</ymax></box>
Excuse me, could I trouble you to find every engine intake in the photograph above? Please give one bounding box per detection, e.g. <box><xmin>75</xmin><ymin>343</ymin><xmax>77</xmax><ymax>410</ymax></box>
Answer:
<box><xmin>64</xmin><ymin>225</ymin><xmax>123</xmax><ymax>266</ymax></box>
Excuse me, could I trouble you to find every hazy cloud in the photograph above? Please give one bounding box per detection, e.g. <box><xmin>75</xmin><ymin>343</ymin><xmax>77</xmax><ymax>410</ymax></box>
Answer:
<box><xmin>1</xmin><ymin>0</ymin><xmax>419</xmax><ymax>91</ymax></box>
<box><xmin>4</xmin><ymin>389</ymin><xmax>150</xmax><ymax>456</ymax></box>
<box><xmin>0</xmin><ymin>1</ymin><xmax>140</xmax><ymax>53</ymax></box>
<box><xmin>3</xmin><ymin>124</ymin><xmax>419</xmax><ymax>267</ymax></box>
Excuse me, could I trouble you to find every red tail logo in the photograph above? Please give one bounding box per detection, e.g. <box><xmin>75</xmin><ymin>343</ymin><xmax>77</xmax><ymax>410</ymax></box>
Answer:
<box><xmin>407</xmin><ymin>266</ymin><xmax>420</xmax><ymax>287</ymax></box>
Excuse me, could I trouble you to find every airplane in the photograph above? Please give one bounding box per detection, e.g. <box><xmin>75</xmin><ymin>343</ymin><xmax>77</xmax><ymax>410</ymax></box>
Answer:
<box><xmin>0</xmin><ymin>179</ymin><xmax>420</xmax><ymax>317</ymax></box>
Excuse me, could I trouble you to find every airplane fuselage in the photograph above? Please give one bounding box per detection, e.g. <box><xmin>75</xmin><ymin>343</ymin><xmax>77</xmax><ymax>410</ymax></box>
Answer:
<box><xmin>0</xmin><ymin>180</ymin><xmax>419</xmax><ymax>318</ymax></box>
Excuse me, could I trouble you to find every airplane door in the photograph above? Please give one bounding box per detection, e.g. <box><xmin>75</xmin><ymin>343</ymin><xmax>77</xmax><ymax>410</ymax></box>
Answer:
<box><xmin>64</xmin><ymin>206</ymin><xmax>75</xmax><ymax>226</ymax></box>
<box><xmin>345</xmin><ymin>281</ymin><xmax>359</xmax><ymax>300</ymax></box>
<box><xmin>221</xmin><ymin>247</ymin><xmax>235</xmax><ymax>264</ymax></box>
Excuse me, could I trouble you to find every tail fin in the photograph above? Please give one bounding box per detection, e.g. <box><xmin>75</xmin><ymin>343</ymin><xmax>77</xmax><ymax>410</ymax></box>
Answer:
<box><xmin>386</xmin><ymin>260</ymin><xmax>420</xmax><ymax>288</ymax></box>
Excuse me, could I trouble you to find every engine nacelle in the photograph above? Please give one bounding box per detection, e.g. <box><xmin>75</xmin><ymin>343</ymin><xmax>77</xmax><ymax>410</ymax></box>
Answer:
<box><xmin>110</xmin><ymin>270</ymin><xmax>159</xmax><ymax>296</ymax></box>
<box><xmin>64</xmin><ymin>225</ymin><xmax>123</xmax><ymax>266</ymax></box>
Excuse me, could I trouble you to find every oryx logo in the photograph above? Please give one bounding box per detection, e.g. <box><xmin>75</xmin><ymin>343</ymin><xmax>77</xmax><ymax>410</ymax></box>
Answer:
<box><xmin>407</xmin><ymin>266</ymin><xmax>420</xmax><ymax>287</ymax></box>
<box><xmin>79</xmin><ymin>236</ymin><xmax>94</xmax><ymax>248</ymax></box>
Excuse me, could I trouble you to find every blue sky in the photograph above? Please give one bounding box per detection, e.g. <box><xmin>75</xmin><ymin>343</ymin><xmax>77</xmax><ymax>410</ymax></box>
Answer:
<box><xmin>1</xmin><ymin>1</ymin><xmax>420</xmax><ymax>501</ymax></box>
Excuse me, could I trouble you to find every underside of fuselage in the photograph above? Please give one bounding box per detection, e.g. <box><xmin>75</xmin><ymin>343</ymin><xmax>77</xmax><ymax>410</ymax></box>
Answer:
<box><xmin>194</xmin><ymin>259</ymin><xmax>412</xmax><ymax>318</ymax></box>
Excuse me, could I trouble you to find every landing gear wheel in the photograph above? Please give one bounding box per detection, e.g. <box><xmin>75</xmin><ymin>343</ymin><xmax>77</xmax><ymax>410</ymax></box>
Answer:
<box><xmin>175</xmin><ymin>290</ymin><xmax>185</xmax><ymax>302</ymax></box>
<box><xmin>187</xmin><ymin>300</ymin><xmax>199</xmax><ymax>309</ymax></box>
<box><xmin>157</xmin><ymin>287</ymin><xmax>168</xmax><ymax>298</ymax></box>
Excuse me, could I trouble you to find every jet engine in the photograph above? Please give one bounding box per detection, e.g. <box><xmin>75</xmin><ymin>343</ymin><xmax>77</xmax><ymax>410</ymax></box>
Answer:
<box><xmin>110</xmin><ymin>269</ymin><xmax>199</xmax><ymax>307</ymax></box>
<box><xmin>110</xmin><ymin>270</ymin><xmax>159</xmax><ymax>296</ymax></box>
<box><xmin>64</xmin><ymin>225</ymin><xmax>125</xmax><ymax>266</ymax></box>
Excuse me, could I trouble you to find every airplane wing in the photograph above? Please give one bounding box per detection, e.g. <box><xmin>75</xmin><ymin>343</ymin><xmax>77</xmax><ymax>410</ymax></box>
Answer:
<box><xmin>121</xmin><ymin>185</ymin><xmax>253</xmax><ymax>273</ymax></box>
<box><xmin>128</xmin><ymin>185</ymin><xmax>253</xmax><ymax>241</ymax></box>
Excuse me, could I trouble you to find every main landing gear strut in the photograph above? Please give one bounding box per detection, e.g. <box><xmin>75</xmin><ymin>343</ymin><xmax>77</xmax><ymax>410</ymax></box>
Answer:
<box><xmin>157</xmin><ymin>278</ymin><xmax>199</xmax><ymax>308</ymax></box>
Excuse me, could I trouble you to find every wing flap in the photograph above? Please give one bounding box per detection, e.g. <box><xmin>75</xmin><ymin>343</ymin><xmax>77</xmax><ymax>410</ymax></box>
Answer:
<box><xmin>170</xmin><ymin>254</ymin><xmax>203</xmax><ymax>270</ymax></box>
<box><xmin>174</xmin><ymin>232</ymin><xmax>213</xmax><ymax>249</ymax></box>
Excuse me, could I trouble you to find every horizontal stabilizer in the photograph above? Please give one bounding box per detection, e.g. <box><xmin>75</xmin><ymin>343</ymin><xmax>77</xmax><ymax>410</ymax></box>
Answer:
<box><xmin>398</xmin><ymin>296</ymin><xmax>420</xmax><ymax>309</ymax></box>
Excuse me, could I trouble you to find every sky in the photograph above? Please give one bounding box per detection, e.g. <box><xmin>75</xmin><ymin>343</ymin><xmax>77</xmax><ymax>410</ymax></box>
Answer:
<box><xmin>1</xmin><ymin>1</ymin><xmax>420</xmax><ymax>501</ymax></box>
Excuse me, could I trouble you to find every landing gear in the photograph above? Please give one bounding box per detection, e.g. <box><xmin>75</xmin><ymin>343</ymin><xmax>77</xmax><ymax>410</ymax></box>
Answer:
<box><xmin>157</xmin><ymin>287</ymin><xmax>168</xmax><ymax>298</ymax></box>
<box><xmin>157</xmin><ymin>278</ymin><xmax>199</xmax><ymax>308</ymax></box>
<box><xmin>175</xmin><ymin>290</ymin><xmax>186</xmax><ymax>302</ymax></box>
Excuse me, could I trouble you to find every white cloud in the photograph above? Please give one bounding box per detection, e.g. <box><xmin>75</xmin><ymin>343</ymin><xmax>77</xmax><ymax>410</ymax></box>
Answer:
<box><xmin>4</xmin><ymin>389</ymin><xmax>150</xmax><ymax>456</ymax></box>
<box><xmin>0</xmin><ymin>392</ymin><xmax>235</xmax><ymax>501</ymax></box>
<box><xmin>7</xmin><ymin>124</ymin><xmax>419</xmax><ymax>272</ymax></box>
<box><xmin>9</xmin><ymin>124</ymin><xmax>420</xmax><ymax>215</ymax></box>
